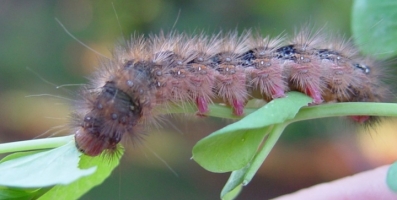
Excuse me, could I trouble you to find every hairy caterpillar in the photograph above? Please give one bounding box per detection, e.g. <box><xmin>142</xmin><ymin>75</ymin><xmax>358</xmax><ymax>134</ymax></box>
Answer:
<box><xmin>72</xmin><ymin>29</ymin><xmax>390</xmax><ymax>157</ymax></box>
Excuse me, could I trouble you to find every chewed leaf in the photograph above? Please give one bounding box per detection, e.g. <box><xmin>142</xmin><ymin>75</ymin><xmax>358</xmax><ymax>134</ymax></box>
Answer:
<box><xmin>0</xmin><ymin>141</ymin><xmax>96</xmax><ymax>188</ymax></box>
<box><xmin>39</xmin><ymin>146</ymin><xmax>124</xmax><ymax>200</ymax></box>
<box><xmin>192</xmin><ymin>92</ymin><xmax>312</xmax><ymax>173</ymax></box>
<box><xmin>352</xmin><ymin>0</ymin><xmax>397</xmax><ymax>59</ymax></box>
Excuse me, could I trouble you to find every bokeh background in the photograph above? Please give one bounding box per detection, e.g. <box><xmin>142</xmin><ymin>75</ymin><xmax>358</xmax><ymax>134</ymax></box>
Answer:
<box><xmin>1</xmin><ymin>0</ymin><xmax>397</xmax><ymax>199</ymax></box>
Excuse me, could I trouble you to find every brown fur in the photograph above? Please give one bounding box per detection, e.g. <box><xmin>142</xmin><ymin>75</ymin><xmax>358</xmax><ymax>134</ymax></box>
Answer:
<box><xmin>73</xmin><ymin>29</ymin><xmax>392</xmax><ymax>157</ymax></box>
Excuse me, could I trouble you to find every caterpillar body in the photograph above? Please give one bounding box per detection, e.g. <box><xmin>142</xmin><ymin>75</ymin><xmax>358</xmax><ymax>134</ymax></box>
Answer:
<box><xmin>72</xmin><ymin>29</ymin><xmax>389</xmax><ymax>157</ymax></box>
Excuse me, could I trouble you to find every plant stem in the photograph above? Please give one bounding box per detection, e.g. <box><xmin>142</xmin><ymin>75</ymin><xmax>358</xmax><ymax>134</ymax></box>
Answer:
<box><xmin>164</xmin><ymin>101</ymin><xmax>397</xmax><ymax>121</ymax></box>
<box><xmin>0</xmin><ymin>135</ymin><xmax>73</xmax><ymax>154</ymax></box>
<box><xmin>291</xmin><ymin>102</ymin><xmax>397</xmax><ymax>123</ymax></box>
<box><xmin>1</xmin><ymin>102</ymin><xmax>395</xmax><ymax>155</ymax></box>
<box><xmin>242</xmin><ymin>123</ymin><xmax>287</xmax><ymax>185</ymax></box>
<box><xmin>156</xmin><ymin>102</ymin><xmax>258</xmax><ymax>119</ymax></box>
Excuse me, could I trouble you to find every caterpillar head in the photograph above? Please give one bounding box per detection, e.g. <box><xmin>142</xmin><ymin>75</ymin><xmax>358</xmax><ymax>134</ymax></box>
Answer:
<box><xmin>74</xmin><ymin>81</ymin><xmax>142</xmax><ymax>156</ymax></box>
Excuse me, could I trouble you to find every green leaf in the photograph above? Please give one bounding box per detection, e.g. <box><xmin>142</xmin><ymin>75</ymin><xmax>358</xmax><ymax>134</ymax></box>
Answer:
<box><xmin>387</xmin><ymin>161</ymin><xmax>397</xmax><ymax>192</ymax></box>
<box><xmin>0</xmin><ymin>142</ymin><xmax>96</xmax><ymax>188</ymax></box>
<box><xmin>0</xmin><ymin>138</ymin><xmax>123</xmax><ymax>200</ymax></box>
<box><xmin>0</xmin><ymin>151</ymin><xmax>51</xmax><ymax>200</ymax></box>
<box><xmin>352</xmin><ymin>0</ymin><xmax>397</xmax><ymax>59</ymax></box>
<box><xmin>0</xmin><ymin>186</ymin><xmax>43</xmax><ymax>200</ymax></box>
<box><xmin>192</xmin><ymin>92</ymin><xmax>312</xmax><ymax>173</ymax></box>
<box><xmin>0</xmin><ymin>150</ymin><xmax>46</xmax><ymax>163</ymax></box>
<box><xmin>0</xmin><ymin>136</ymin><xmax>73</xmax><ymax>155</ymax></box>
<box><xmin>221</xmin><ymin>183</ymin><xmax>242</xmax><ymax>200</ymax></box>
<box><xmin>221</xmin><ymin>164</ymin><xmax>250</xmax><ymax>199</ymax></box>
<box><xmin>193</xmin><ymin>126</ymin><xmax>270</xmax><ymax>173</ymax></box>
<box><xmin>39</xmin><ymin>146</ymin><xmax>124</xmax><ymax>200</ymax></box>
<box><xmin>220</xmin><ymin>124</ymin><xmax>287</xmax><ymax>199</ymax></box>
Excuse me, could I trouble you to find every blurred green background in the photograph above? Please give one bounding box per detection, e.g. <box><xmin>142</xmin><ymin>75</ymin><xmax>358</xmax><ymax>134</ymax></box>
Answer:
<box><xmin>1</xmin><ymin>0</ymin><xmax>397</xmax><ymax>199</ymax></box>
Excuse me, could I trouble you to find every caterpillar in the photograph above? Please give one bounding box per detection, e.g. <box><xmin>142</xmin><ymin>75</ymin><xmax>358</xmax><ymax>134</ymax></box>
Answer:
<box><xmin>72</xmin><ymin>29</ymin><xmax>390</xmax><ymax>157</ymax></box>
